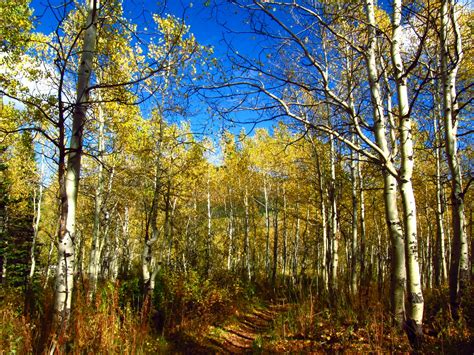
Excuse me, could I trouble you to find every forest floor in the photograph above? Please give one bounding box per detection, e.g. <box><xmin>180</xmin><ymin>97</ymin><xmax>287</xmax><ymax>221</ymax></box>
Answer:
<box><xmin>164</xmin><ymin>291</ymin><xmax>474</xmax><ymax>354</ymax></box>
<box><xmin>181</xmin><ymin>301</ymin><xmax>292</xmax><ymax>353</ymax></box>
<box><xmin>167</xmin><ymin>298</ymin><xmax>416</xmax><ymax>353</ymax></box>
<box><xmin>2</xmin><ymin>279</ymin><xmax>474</xmax><ymax>353</ymax></box>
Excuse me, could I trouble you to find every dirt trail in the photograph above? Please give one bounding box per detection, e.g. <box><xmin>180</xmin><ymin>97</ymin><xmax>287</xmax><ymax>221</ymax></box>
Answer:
<box><xmin>196</xmin><ymin>302</ymin><xmax>291</xmax><ymax>353</ymax></box>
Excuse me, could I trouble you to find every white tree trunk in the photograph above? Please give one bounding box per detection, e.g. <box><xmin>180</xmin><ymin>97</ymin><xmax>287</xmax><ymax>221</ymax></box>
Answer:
<box><xmin>315</xmin><ymin>145</ymin><xmax>328</xmax><ymax>291</ymax></box>
<box><xmin>264</xmin><ymin>179</ymin><xmax>270</xmax><ymax>275</ymax></box>
<box><xmin>227</xmin><ymin>189</ymin><xmax>234</xmax><ymax>271</ymax></box>
<box><xmin>282</xmin><ymin>188</ymin><xmax>288</xmax><ymax>277</ymax></box>
<box><xmin>391</xmin><ymin>0</ymin><xmax>423</xmax><ymax>341</ymax></box>
<box><xmin>328</xmin><ymin>134</ymin><xmax>338</xmax><ymax>294</ymax></box>
<box><xmin>206</xmin><ymin>171</ymin><xmax>212</xmax><ymax>275</ymax></box>
<box><xmin>358</xmin><ymin>154</ymin><xmax>367</xmax><ymax>289</ymax></box>
<box><xmin>244</xmin><ymin>186</ymin><xmax>251</xmax><ymax>280</ymax></box>
<box><xmin>30</xmin><ymin>146</ymin><xmax>45</xmax><ymax>280</ymax></box>
<box><xmin>434</xmin><ymin>117</ymin><xmax>447</xmax><ymax>285</ymax></box>
<box><xmin>350</xmin><ymin>136</ymin><xmax>358</xmax><ymax>295</ymax></box>
<box><xmin>271</xmin><ymin>187</ymin><xmax>279</xmax><ymax>286</ymax></box>
<box><xmin>440</xmin><ymin>0</ymin><xmax>468</xmax><ymax>319</ymax></box>
<box><xmin>88</xmin><ymin>99</ymin><xmax>105</xmax><ymax>295</ymax></box>
<box><xmin>365</xmin><ymin>0</ymin><xmax>406</xmax><ymax>327</ymax></box>
<box><xmin>143</xmin><ymin>123</ymin><xmax>162</xmax><ymax>295</ymax></box>
<box><xmin>55</xmin><ymin>0</ymin><xmax>99</xmax><ymax>325</ymax></box>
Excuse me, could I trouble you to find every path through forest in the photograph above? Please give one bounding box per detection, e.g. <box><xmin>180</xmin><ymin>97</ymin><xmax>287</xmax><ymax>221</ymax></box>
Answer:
<box><xmin>207</xmin><ymin>303</ymin><xmax>291</xmax><ymax>352</ymax></box>
<box><xmin>175</xmin><ymin>301</ymin><xmax>292</xmax><ymax>353</ymax></box>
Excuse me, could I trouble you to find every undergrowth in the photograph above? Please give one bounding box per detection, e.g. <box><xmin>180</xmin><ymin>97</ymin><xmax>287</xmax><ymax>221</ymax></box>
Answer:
<box><xmin>0</xmin><ymin>270</ymin><xmax>252</xmax><ymax>353</ymax></box>
<box><xmin>1</xmin><ymin>276</ymin><xmax>473</xmax><ymax>353</ymax></box>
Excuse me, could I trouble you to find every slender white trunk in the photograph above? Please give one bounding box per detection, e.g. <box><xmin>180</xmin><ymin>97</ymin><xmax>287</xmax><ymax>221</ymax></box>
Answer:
<box><xmin>166</xmin><ymin>196</ymin><xmax>177</xmax><ymax>266</ymax></box>
<box><xmin>314</xmin><ymin>145</ymin><xmax>328</xmax><ymax>291</ymax></box>
<box><xmin>55</xmin><ymin>0</ymin><xmax>99</xmax><ymax>325</ymax></box>
<box><xmin>227</xmin><ymin>189</ymin><xmax>234</xmax><ymax>271</ymax></box>
<box><xmin>264</xmin><ymin>179</ymin><xmax>270</xmax><ymax>275</ymax></box>
<box><xmin>282</xmin><ymin>188</ymin><xmax>288</xmax><ymax>277</ymax></box>
<box><xmin>96</xmin><ymin>168</ymin><xmax>114</xmax><ymax>279</ymax></box>
<box><xmin>358</xmin><ymin>155</ymin><xmax>367</xmax><ymax>288</ymax></box>
<box><xmin>244</xmin><ymin>186</ymin><xmax>251</xmax><ymax>280</ymax></box>
<box><xmin>440</xmin><ymin>0</ymin><xmax>468</xmax><ymax>319</ymax></box>
<box><xmin>206</xmin><ymin>171</ymin><xmax>212</xmax><ymax>275</ymax></box>
<box><xmin>271</xmin><ymin>187</ymin><xmax>279</xmax><ymax>286</ymax></box>
<box><xmin>88</xmin><ymin>99</ymin><xmax>105</xmax><ymax>295</ymax></box>
<box><xmin>434</xmin><ymin>117</ymin><xmax>447</xmax><ymax>285</ymax></box>
<box><xmin>365</xmin><ymin>0</ymin><xmax>406</xmax><ymax>327</ymax></box>
<box><xmin>391</xmin><ymin>0</ymin><xmax>423</xmax><ymax>340</ymax></box>
<box><xmin>30</xmin><ymin>147</ymin><xmax>45</xmax><ymax>280</ymax></box>
<box><xmin>328</xmin><ymin>135</ymin><xmax>338</xmax><ymax>293</ymax></box>
<box><xmin>43</xmin><ymin>237</ymin><xmax>55</xmax><ymax>289</ymax></box>
<box><xmin>350</xmin><ymin>136</ymin><xmax>358</xmax><ymax>295</ymax></box>
<box><xmin>143</xmin><ymin>123</ymin><xmax>162</xmax><ymax>295</ymax></box>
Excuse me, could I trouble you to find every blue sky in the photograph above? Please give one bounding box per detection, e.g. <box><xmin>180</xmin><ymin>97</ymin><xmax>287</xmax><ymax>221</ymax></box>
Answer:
<box><xmin>26</xmin><ymin>0</ymin><xmax>474</xmax><ymax>146</ymax></box>
<box><xmin>29</xmin><ymin>0</ymin><xmax>271</xmax><ymax>138</ymax></box>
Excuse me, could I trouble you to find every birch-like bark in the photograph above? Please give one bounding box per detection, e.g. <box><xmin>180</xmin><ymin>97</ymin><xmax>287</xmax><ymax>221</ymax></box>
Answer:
<box><xmin>440</xmin><ymin>0</ymin><xmax>468</xmax><ymax>319</ymax></box>
<box><xmin>206</xmin><ymin>171</ymin><xmax>212</xmax><ymax>275</ymax></box>
<box><xmin>227</xmin><ymin>189</ymin><xmax>234</xmax><ymax>271</ymax></box>
<box><xmin>244</xmin><ymin>186</ymin><xmax>251</xmax><ymax>280</ymax></box>
<box><xmin>282</xmin><ymin>188</ymin><xmax>288</xmax><ymax>277</ymax></box>
<box><xmin>264</xmin><ymin>179</ymin><xmax>270</xmax><ymax>276</ymax></box>
<box><xmin>168</xmin><ymin>195</ymin><xmax>177</xmax><ymax>267</ymax></box>
<box><xmin>271</xmin><ymin>187</ymin><xmax>279</xmax><ymax>287</ymax></box>
<box><xmin>55</xmin><ymin>0</ymin><xmax>99</xmax><ymax>325</ymax></box>
<box><xmin>164</xmin><ymin>180</ymin><xmax>172</xmax><ymax>265</ymax></box>
<box><xmin>328</xmin><ymin>134</ymin><xmax>338</xmax><ymax>294</ymax></box>
<box><xmin>142</xmin><ymin>123</ymin><xmax>162</xmax><ymax>295</ymax></box>
<box><xmin>90</xmin><ymin>166</ymin><xmax>114</xmax><ymax>281</ymax></box>
<box><xmin>314</xmin><ymin>144</ymin><xmax>328</xmax><ymax>291</ymax></box>
<box><xmin>391</xmin><ymin>0</ymin><xmax>423</xmax><ymax>341</ymax></box>
<box><xmin>30</xmin><ymin>146</ymin><xmax>45</xmax><ymax>280</ymax></box>
<box><xmin>365</xmin><ymin>0</ymin><xmax>406</xmax><ymax>327</ymax></box>
<box><xmin>88</xmin><ymin>98</ymin><xmax>105</xmax><ymax>295</ymax></box>
<box><xmin>350</xmin><ymin>136</ymin><xmax>358</xmax><ymax>295</ymax></box>
<box><xmin>434</xmin><ymin>117</ymin><xmax>447</xmax><ymax>286</ymax></box>
<box><xmin>358</xmin><ymin>155</ymin><xmax>367</xmax><ymax>289</ymax></box>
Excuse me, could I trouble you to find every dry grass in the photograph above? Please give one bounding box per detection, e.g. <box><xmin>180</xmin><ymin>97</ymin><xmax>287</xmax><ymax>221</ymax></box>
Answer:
<box><xmin>1</xmin><ymin>278</ymin><xmax>472</xmax><ymax>353</ymax></box>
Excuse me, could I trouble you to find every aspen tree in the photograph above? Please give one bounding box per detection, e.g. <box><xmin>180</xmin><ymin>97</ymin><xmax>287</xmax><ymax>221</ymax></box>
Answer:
<box><xmin>364</xmin><ymin>0</ymin><xmax>407</xmax><ymax>328</ymax></box>
<box><xmin>434</xmin><ymin>115</ymin><xmax>447</xmax><ymax>285</ymax></box>
<box><xmin>55</xmin><ymin>0</ymin><xmax>99</xmax><ymax>325</ymax></box>
<box><xmin>328</xmin><ymin>133</ymin><xmax>339</xmax><ymax>295</ymax></box>
<box><xmin>440</xmin><ymin>0</ymin><xmax>468</xmax><ymax>319</ymax></box>
<box><xmin>227</xmin><ymin>187</ymin><xmax>235</xmax><ymax>271</ymax></box>
<box><xmin>244</xmin><ymin>186</ymin><xmax>251</xmax><ymax>280</ymax></box>
<box><xmin>142</xmin><ymin>117</ymin><xmax>163</xmax><ymax>296</ymax></box>
<box><xmin>29</xmin><ymin>144</ymin><xmax>45</xmax><ymax>281</ymax></box>
<box><xmin>391</xmin><ymin>0</ymin><xmax>424</xmax><ymax>342</ymax></box>
<box><xmin>350</xmin><ymin>135</ymin><xmax>358</xmax><ymax>295</ymax></box>
<box><xmin>272</xmin><ymin>186</ymin><xmax>279</xmax><ymax>287</ymax></box>
<box><xmin>358</xmin><ymin>152</ymin><xmax>367</xmax><ymax>289</ymax></box>
<box><xmin>88</xmin><ymin>95</ymin><xmax>105</xmax><ymax>296</ymax></box>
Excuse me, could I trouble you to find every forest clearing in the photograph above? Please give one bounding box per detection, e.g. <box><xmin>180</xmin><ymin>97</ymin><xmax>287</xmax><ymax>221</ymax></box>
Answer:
<box><xmin>0</xmin><ymin>0</ymin><xmax>473</xmax><ymax>353</ymax></box>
